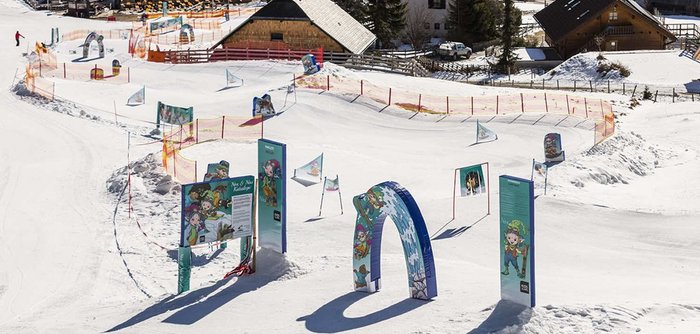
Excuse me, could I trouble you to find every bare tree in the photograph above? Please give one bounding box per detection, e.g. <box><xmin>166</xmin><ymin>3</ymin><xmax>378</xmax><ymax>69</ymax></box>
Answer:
<box><xmin>403</xmin><ymin>5</ymin><xmax>433</xmax><ymax>50</ymax></box>
<box><xmin>593</xmin><ymin>33</ymin><xmax>605</xmax><ymax>52</ymax></box>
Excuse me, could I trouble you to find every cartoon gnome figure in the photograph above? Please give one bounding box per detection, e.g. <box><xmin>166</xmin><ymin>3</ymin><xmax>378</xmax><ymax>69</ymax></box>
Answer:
<box><xmin>502</xmin><ymin>220</ymin><xmax>528</xmax><ymax>279</ymax></box>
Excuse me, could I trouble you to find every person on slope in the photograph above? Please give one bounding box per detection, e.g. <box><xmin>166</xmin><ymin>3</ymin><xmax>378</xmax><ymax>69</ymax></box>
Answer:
<box><xmin>15</xmin><ymin>31</ymin><xmax>25</xmax><ymax>47</ymax></box>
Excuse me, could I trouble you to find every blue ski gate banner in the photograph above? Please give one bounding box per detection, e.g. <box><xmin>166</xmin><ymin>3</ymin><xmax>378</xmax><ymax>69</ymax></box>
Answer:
<box><xmin>258</xmin><ymin>139</ymin><xmax>287</xmax><ymax>253</ymax></box>
<box><xmin>499</xmin><ymin>175</ymin><xmax>535</xmax><ymax>307</ymax></box>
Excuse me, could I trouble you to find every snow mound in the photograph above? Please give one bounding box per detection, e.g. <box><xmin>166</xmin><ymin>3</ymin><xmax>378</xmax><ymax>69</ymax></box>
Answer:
<box><xmin>551</xmin><ymin>130</ymin><xmax>678</xmax><ymax>189</ymax></box>
<box><xmin>546</xmin><ymin>53</ymin><xmax>627</xmax><ymax>82</ymax></box>
<box><xmin>255</xmin><ymin>248</ymin><xmax>308</xmax><ymax>281</ymax></box>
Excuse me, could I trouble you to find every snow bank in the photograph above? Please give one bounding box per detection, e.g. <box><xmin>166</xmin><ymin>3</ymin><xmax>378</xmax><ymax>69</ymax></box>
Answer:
<box><xmin>546</xmin><ymin>53</ymin><xmax>627</xmax><ymax>82</ymax></box>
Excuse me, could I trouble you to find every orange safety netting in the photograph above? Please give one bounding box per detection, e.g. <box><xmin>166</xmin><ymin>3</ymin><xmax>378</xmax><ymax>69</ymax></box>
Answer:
<box><xmin>295</xmin><ymin>73</ymin><xmax>617</xmax><ymax>145</ymax></box>
<box><xmin>161</xmin><ymin>115</ymin><xmax>262</xmax><ymax>184</ymax></box>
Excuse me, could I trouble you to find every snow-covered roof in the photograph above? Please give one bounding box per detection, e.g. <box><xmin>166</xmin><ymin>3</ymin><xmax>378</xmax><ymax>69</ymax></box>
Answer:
<box><xmin>213</xmin><ymin>0</ymin><xmax>376</xmax><ymax>54</ymax></box>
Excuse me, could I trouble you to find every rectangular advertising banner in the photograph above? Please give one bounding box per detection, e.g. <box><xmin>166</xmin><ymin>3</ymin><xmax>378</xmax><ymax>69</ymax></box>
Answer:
<box><xmin>180</xmin><ymin>175</ymin><xmax>255</xmax><ymax>247</ymax></box>
<box><xmin>258</xmin><ymin>139</ymin><xmax>286</xmax><ymax>253</ymax></box>
<box><xmin>499</xmin><ymin>175</ymin><xmax>535</xmax><ymax>307</ymax></box>
<box><xmin>459</xmin><ymin>164</ymin><xmax>485</xmax><ymax>197</ymax></box>
<box><xmin>157</xmin><ymin>101</ymin><xmax>193</xmax><ymax>128</ymax></box>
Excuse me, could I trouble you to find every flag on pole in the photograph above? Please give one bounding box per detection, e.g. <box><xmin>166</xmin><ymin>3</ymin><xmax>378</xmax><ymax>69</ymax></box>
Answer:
<box><xmin>127</xmin><ymin>86</ymin><xmax>145</xmax><ymax>105</ymax></box>
<box><xmin>324</xmin><ymin>175</ymin><xmax>339</xmax><ymax>191</ymax></box>
<box><xmin>226</xmin><ymin>68</ymin><xmax>243</xmax><ymax>88</ymax></box>
<box><xmin>292</xmin><ymin>154</ymin><xmax>323</xmax><ymax>187</ymax></box>
<box><xmin>476</xmin><ymin>120</ymin><xmax>498</xmax><ymax>143</ymax></box>
<box><xmin>531</xmin><ymin>159</ymin><xmax>549</xmax><ymax>195</ymax></box>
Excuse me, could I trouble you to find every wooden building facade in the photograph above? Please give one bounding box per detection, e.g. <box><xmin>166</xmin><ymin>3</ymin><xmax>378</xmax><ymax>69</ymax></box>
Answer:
<box><xmin>535</xmin><ymin>0</ymin><xmax>676</xmax><ymax>58</ymax></box>
<box><xmin>213</xmin><ymin>0</ymin><xmax>376</xmax><ymax>54</ymax></box>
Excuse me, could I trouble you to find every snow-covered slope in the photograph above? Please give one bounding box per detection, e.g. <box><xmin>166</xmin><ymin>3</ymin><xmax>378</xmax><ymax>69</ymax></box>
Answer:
<box><xmin>1</xmin><ymin>0</ymin><xmax>700</xmax><ymax>333</ymax></box>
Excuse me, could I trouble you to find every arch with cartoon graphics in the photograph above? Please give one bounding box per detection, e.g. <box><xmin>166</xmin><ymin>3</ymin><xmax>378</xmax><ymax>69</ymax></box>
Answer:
<box><xmin>352</xmin><ymin>181</ymin><xmax>437</xmax><ymax>300</ymax></box>
<box><xmin>81</xmin><ymin>32</ymin><xmax>104</xmax><ymax>59</ymax></box>
<box><xmin>179</xmin><ymin>24</ymin><xmax>195</xmax><ymax>44</ymax></box>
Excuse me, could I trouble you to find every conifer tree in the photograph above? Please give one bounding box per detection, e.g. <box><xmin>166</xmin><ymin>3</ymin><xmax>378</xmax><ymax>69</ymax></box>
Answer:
<box><xmin>366</xmin><ymin>0</ymin><xmax>407</xmax><ymax>48</ymax></box>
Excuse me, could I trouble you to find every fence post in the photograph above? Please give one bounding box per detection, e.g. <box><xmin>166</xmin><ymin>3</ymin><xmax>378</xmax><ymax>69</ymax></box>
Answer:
<box><xmin>496</xmin><ymin>95</ymin><xmax>499</xmax><ymax>115</ymax></box>
<box><xmin>327</xmin><ymin>75</ymin><xmax>330</xmax><ymax>91</ymax></box>
<box><xmin>388</xmin><ymin>88</ymin><xmax>392</xmax><ymax>105</ymax></box>
<box><xmin>574</xmin><ymin>80</ymin><xmax>577</xmax><ymax>92</ymax></box>
<box><xmin>584</xmin><ymin>98</ymin><xmax>588</xmax><ymax>118</ymax></box>
<box><xmin>63</xmin><ymin>63</ymin><xmax>66</xmax><ymax>78</ymax></box>
<box><xmin>673</xmin><ymin>88</ymin><xmax>675</xmax><ymax>103</ymax></box>
<box><xmin>542</xmin><ymin>79</ymin><xmax>545</xmax><ymax>90</ymax></box>
<box><xmin>128</xmin><ymin>67</ymin><xmax>130</xmax><ymax>83</ymax></box>
<box><xmin>196</xmin><ymin>119</ymin><xmax>199</xmax><ymax>144</ymax></box>
<box><xmin>221</xmin><ymin>116</ymin><xmax>225</xmax><ymax>139</ymax></box>
<box><xmin>600</xmin><ymin>99</ymin><xmax>604</xmax><ymax>119</ymax></box>
<box><xmin>39</xmin><ymin>60</ymin><xmax>42</xmax><ymax>76</ymax></box>
<box><xmin>590</xmin><ymin>80</ymin><xmax>593</xmax><ymax>92</ymax></box>
<box><xmin>195</xmin><ymin>161</ymin><xmax>198</xmax><ymax>182</ymax></box>
<box><xmin>623</xmin><ymin>82</ymin><xmax>626</xmax><ymax>95</ymax></box>
<box><xmin>471</xmin><ymin>96</ymin><xmax>474</xmax><ymax>115</ymax></box>
<box><xmin>544</xmin><ymin>93</ymin><xmax>549</xmax><ymax>113</ymax></box>
<box><xmin>418</xmin><ymin>94</ymin><xmax>422</xmax><ymax>112</ymax></box>
<box><xmin>446</xmin><ymin>96</ymin><xmax>449</xmax><ymax>114</ymax></box>
<box><xmin>520</xmin><ymin>93</ymin><xmax>524</xmax><ymax>113</ymax></box>
<box><xmin>607</xmin><ymin>80</ymin><xmax>610</xmax><ymax>94</ymax></box>
<box><xmin>173</xmin><ymin>151</ymin><xmax>177</xmax><ymax>178</ymax></box>
<box><xmin>557</xmin><ymin>80</ymin><xmax>560</xmax><ymax>90</ymax></box>
<box><xmin>360</xmin><ymin>80</ymin><xmax>363</xmax><ymax>95</ymax></box>
<box><xmin>632</xmin><ymin>84</ymin><xmax>637</xmax><ymax>97</ymax></box>
<box><xmin>654</xmin><ymin>90</ymin><xmax>658</xmax><ymax>102</ymax></box>
<box><xmin>566</xmin><ymin>94</ymin><xmax>570</xmax><ymax>115</ymax></box>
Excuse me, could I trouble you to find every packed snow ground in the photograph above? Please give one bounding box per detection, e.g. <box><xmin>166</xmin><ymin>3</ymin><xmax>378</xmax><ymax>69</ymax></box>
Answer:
<box><xmin>1</xmin><ymin>0</ymin><xmax>700</xmax><ymax>333</ymax></box>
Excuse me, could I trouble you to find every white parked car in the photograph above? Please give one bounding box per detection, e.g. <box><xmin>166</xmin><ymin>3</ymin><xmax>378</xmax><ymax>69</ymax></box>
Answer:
<box><xmin>436</xmin><ymin>42</ymin><xmax>473</xmax><ymax>60</ymax></box>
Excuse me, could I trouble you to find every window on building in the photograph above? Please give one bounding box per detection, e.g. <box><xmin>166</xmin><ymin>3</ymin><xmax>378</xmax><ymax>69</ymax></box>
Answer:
<box><xmin>428</xmin><ymin>0</ymin><xmax>446</xmax><ymax>9</ymax></box>
<box><xmin>609</xmin><ymin>7</ymin><xmax>618</xmax><ymax>21</ymax></box>
<box><xmin>271</xmin><ymin>33</ymin><xmax>283</xmax><ymax>41</ymax></box>
<box><xmin>434</xmin><ymin>23</ymin><xmax>440</xmax><ymax>30</ymax></box>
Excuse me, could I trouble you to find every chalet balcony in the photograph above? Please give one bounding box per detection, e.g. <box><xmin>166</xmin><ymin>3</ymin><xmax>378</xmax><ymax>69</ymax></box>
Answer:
<box><xmin>604</xmin><ymin>25</ymin><xmax>634</xmax><ymax>36</ymax></box>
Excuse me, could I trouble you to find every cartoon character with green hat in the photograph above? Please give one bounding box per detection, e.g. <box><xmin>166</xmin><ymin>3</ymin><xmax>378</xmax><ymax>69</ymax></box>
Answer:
<box><xmin>502</xmin><ymin>219</ymin><xmax>528</xmax><ymax>279</ymax></box>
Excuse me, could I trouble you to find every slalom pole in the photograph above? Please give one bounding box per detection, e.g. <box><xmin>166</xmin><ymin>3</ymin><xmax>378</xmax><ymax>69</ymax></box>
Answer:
<box><xmin>113</xmin><ymin>100</ymin><xmax>118</xmax><ymax>126</ymax></box>
<box><xmin>530</xmin><ymin>159</ymin><xmax>535</xmax><ymax>181</ymax></box>
<box><xmin>318</xmin><ymin>177</ymin><xmax>326</xmax><ymax>216</ymax></box>
<box><xmin>337</xmin><ymin>175</ymin><xmax>343</xmax><ymax>215</ymax></box>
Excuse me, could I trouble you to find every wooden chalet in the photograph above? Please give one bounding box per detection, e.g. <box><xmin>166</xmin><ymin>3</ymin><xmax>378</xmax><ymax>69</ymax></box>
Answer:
<box><xmin>212</xmin><ymin>0</ymin><xmax>376</xmax><ymax>54</ymax></box>
<box><xmin>534</xmin><ymin>0</ymin><xmax>677</xmax><ymax>58</ymax></box>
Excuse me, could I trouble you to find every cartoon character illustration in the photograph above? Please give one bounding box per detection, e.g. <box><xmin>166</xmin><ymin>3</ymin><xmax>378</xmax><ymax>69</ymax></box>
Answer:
<box><xmin>353</xmin><ymin>264</ymin><xmax>369</xmax><ymax>288</ymax></box>
<box><xmin>260</xmin><ymin>159</ymin><xmax>281</xmax><ymax>207</ymax></box>
<box><xmin>502</xmin><ymin>220</ymin><xmax>527</xmax><ymax>279</ymax></box>
<box><xmin>307</xmin><ymin>160</ymin><xmax>320</xmax><ymax>177</ymax></box>
<box><xmin>534</xmin><ymin>163</ymin><xmax>546</xmax><ymax>176</ymax></box>
<box><xmin>354</xmin><ymin>224</ymin><xmax>370</xmax><ymax>260</ymax></box>
<box><xmin>199</xmin><ymin>192</ymin><xmax>224</xmax><ymax>220</ymax></box>
<box><xmin>364</xmin><ymin>187</ymin><xmax>385</xmax><ymax>220</ymax></box>
<box><xmin>184</xmin><ymin>211</ymin><xmax>205</xmax><ymax>246</ymax></box>
<box><xmin>211</xmin><ymin>185</ymin><xmax>231</xmax><ymax>209</ymax></box>
<box><xmin>544</xmin><ymin>134</ymin><xmax>560</xmax><ymax>159</ymax></box>
<box><xmin>465</xmin><ymin>171</ymin><xmax>481</xmax><ymax>195</ymax></box>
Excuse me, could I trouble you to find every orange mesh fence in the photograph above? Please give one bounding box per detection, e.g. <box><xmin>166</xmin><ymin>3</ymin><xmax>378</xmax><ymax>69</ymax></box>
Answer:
<box><xmin>62</xmin><ymin>29</ymin><xmax>132</xmax><ymax>41</ymax></box>
<box><xmin>224</xmin><ymin>115</ymin><xmax>262</xmax><ymax>140</ymax></box>
<box><xmin>195</xmin><ymin>118</ymin><xmax>224</xmax><ymax>143</ymax></box>
<box><xmin>160</xmin><ymin>115</ymin><xmax>261</xmax><ymax>183</ymax></box>
<box><xmin>296</xmin><ymin>73</ymin><xmax>616</xmax><ymax>145</ymax></box>
<box><xmin>173</xmin><ymin>151</ymin><xmax>197</xmax><ymax>184</ymax></box>
<box><xmin>497</xmin><ymin>94</ymin><xmax>522</xmax><ymax>115</ymax></box>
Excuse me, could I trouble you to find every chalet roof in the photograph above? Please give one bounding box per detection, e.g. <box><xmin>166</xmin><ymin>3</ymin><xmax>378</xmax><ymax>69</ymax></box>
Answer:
<box><xmin>534</xmin><ymin>0</ymin><xmax>675</xmax><ymax>42</ymax></box>
<box><xmin>213</xmin><ymin>0</ymin><xmax>376</xmax><ymax>54</ymax></box>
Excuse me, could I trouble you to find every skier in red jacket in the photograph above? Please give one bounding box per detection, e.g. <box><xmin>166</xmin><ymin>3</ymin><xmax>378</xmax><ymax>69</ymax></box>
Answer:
<box><xmin>15</xmin><ymin>31</ymin><xmax>24</xmax><ymax>46</ymax></box>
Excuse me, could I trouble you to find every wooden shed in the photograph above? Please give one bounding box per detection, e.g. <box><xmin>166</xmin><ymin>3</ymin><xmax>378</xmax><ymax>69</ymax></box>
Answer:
<box><xmin>213</xmin><ymin>0</ymin><xmax>376</xmax><ymax>54</ymax></box>
<box><xmin>534</xmin><ymin>0</ymin><xmax>676</xmax><ymax>58</ymax></box>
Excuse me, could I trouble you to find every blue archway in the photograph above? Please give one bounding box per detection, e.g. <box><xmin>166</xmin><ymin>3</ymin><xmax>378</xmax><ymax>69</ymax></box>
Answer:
<box><xmin>352</xmin><ymin>181</ymin><xmax>437</xmax><ymax>300</ymax></box>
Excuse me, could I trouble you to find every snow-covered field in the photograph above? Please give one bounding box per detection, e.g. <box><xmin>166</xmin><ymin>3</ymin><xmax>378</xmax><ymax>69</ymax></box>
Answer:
<box><xmin>1</xmin><ymin>0</ymin><xmax>700</xmax><ymax>333</ymax></box>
